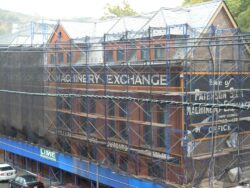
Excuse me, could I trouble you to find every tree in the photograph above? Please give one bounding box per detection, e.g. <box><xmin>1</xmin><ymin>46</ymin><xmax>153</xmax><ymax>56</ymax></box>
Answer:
<box><xmin>237</xmin><ymin>6</ymin><xmax>250</xmax><ymax>30</ymax></box>
<box><xmin>182</xmin><ymin>0</ymin><xmax>250</xmax><ymax>30</ymax></box>
<box><xmin>102</xmin><ymin>0</ymin><xmax>137</xmax><ymax>19</ymax></box>
<box><xmin>225</xmin><ymin>0</ymin><xmax>241</xmax><ymax>17</ymax></box>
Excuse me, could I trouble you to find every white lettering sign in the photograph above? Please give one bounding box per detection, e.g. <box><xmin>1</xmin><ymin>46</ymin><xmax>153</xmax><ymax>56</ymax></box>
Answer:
<box><xmin>107</xmin><ymin>141</ymin><xmax>128</xmax><ymax>151</ymax></box>
<box><xmin>194</xmin><ymin>92</ymin><xmax>227</xmax><ymax>101</ymax></box>
<box><xmin>107</xmin><ymin>141</ymin><xmax>169</xmax><ymax>159</ymax></box>
<box><xmin>192</xmin><ymin>124</ymin><xmax>232</xmax><ymax>135</ymax></box>
<box><xmin>225</xmin><ymin>78</ymin><xmax>234</xmax><ymax>88</ymax></box>
<box><xmin>209</xmin><ymin>79</ymin><xmax>222</xmax><ymax>86</ymax></box>
<box><xmin>40</xmin><ymin>148</ymin><xmax>57</xmax><ymax>161</ymax></box>
<box><xmin>49</xmin><ymin>73</ymin><xmax>168</xmax><ymax>86</ymax></box>
<box><xmin>208</xmin><ymin>124</ymin><xmax>231</xmax><ymax>133</ymax></box>
<box><xmin>187</xmin><ymin>106</ymin><xmax>221</xmax><ymax>115</ymax></box>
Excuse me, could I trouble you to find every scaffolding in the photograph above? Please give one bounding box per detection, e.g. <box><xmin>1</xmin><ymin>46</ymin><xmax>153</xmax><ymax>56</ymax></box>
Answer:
<box><xmin>0</xmin><ymin>1</ymin><xmax>250</xmax><ymax>187</ymax></box>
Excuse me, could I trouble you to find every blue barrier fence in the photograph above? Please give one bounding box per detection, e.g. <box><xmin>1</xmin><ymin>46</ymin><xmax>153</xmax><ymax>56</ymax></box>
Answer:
<box><xmin>0</xmin><ymin>137</ymin><xmax>170</xmax><ymax>188</ymax></box>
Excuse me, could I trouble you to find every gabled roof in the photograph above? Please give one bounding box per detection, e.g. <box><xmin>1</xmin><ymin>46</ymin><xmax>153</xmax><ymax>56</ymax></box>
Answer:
<box><xmin>136</xmin><ymin>0</ymin><xmax>223</xmax><ymax>36</ymax></box>
<box><xmin>59</xmin><ymin>0</ymin><xmax>224</xmax><ymax>39</ymax></box>
<box><xmin>0</xmin><ymin>0</ymin><xmax>235</xmax><ymax>46</ymax></box>
<box><xmin>185</xmin><ymin>0</ymin><xmax>222</xmax><ymax>28</ymax></box>
<box><xmin>59</xmin><ymin>16</ymin><xmax>150</xmax><ymax>39</ymax></box>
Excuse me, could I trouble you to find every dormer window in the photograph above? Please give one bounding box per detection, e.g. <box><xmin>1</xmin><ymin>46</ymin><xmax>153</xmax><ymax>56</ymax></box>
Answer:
<box><xmin>58</xmin><ymin>31</ymin><xmax>62</xmax><ymax>39</ymax></box>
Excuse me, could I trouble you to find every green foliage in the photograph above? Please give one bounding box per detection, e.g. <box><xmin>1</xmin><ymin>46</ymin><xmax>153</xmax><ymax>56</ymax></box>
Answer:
<box><xmin>182</xmin><ymin>0</ymin><xmax>250</xmax><ymax>30</ymax></box>
<box><xmin>102</xmin><ymin>0</ymin><xmax>137</xmax><ymax>19</ymax></box>
<box><xmin>225</xmin><ymin>0</ymin><xmax>241</xmax><ymax>17</ymax></box>
<box><xmin>232</xmin><ymin>0</ymin><xmax>250</xmax><ymax>30</ymax></box>
<box><xmin>237</xmin><ymin>6</ymin><xmax>250</xmax><ymax>30</ymax></box>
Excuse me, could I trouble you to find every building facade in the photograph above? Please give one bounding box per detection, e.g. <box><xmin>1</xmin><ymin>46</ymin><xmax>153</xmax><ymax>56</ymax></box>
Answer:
<box><xmin>0</xmin><ymin>1</ymin><xmax>250</xmax><ymax>187</ymax></box>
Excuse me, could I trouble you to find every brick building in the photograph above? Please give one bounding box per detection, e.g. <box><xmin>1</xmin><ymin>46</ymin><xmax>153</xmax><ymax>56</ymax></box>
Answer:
<box><xmin>0</xmin><ymin>1</ymin><xmax>250</xmax><ymax>187</ymax></box>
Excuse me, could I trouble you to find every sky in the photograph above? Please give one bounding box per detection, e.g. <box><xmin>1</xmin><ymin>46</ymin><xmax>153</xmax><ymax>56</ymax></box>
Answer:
<box><xmin>0</xmin><ymin>0</ymin><xmax>183</xmax><ymax>19</ymax></box>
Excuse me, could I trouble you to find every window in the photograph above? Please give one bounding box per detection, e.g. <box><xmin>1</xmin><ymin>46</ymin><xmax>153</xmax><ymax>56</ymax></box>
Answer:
<box><xmin>173</xmin><ymin>38</ymin><xmax>186</xmax><ymax>59</ymax></box>
<box><xmin>170</xmin><ymin>73</ymin><xmax>180</xmax><ymax>87</ymax></box>
<box><xmin>119</xmin><ymin>101</ymin><xmax>127</xmax><ymax>117</ymax></box>
<box><xmin>50</xmin><ymin>54</ymin><xmax>55</xmax><ymax>64</ymax></box>
<box><xmin>79</xmin><ymin>144</ymin><xmax>88</xmax><ymax>158</ymax></box>
<box><xmin>119</xmin><ymin>156</ymin><xmax>128</xmax><ymax>171</ymax></box>
<box><xmin>81</xmin><ymin>117</ymin><xmax>95</xmax><ymax>134</ymax></box>
<box><xmin>64</xmin><ymin>97</ymin><xmax>71</xmax><ymax>110</ymax></box>
<box><xmin>0</xmin><ymin>166</ymin><xmax>14</xmax><ymax>171</ymax></box>
<box><xmin>58</xmin><ymin>52</ymin><xmax>64</xmax><ymax>63</ymax></box>
<box><xmin>89</xmin><ymin>146</ymin><xmax>97</xmax><ymax>160</ymax></box>
<box><xmin>67</xmin><ymin>52</ymin><xmax>72</xmax><ymax>64</ymax></box>
<box><xmin>81</xmin><ymin>98</ymin><xmax>96</xmax><ymax>114</ymax></box>
<box><xmin>120</xmin><ymin>122</ymin><xmax>128</xmax><ymax>140</ymax></box>
<box><xmin>143</xmin><ymin>125</ymin><xmax>152</xmax><ymax>145</ymax></box>
<box><xmin>108</xmin><ymin>120</ymin><xmax>116</xmax><ymax>138</ymax></box>
<box><xmin>80</xmin><ymin>117</ymin><xmax>87</xmax><ymax>135</ymax></box>
<box><xmin>63</xmin><ymin>140</ymin><xmax>71</xmax><ymax>153</ymax></box>
<box><xmin>141</xmin><ymin>46</ymin><xmax>149</xmax><ymax>60</ymax></box>
<box><xmin>58</xmin><ymin>31</ymin><xmax>62</xmax><ymax>39</ymax></box>
<box><xmin>155</xmin><ymin>44</ymin><xmax>166</xmax><ymax>60</ymax></box>
<box><xmin>57</xmin><ymin>97</ymin><xmax>63</xmax><ymax>109</ymax></box>
<box><xmin>58</xmin><ymin>113</ymin><xmax>71</xmax><ymax>127</ymax></box>
<box><xmin>127</xmin><ymin>45</ymin><xmax>137</xmax><ymax>62</ymax></box>
<box><xmin>80</xmin><ymin>98</ymin><xmax>87</xmax><ymax>113</ymax></box>
<box><xmin>62</xmin><ymin>113</ymin><xmax>71</xmax><ymax>128</ymax></box>
<box><xmin>157</xmin><ymin>104</ymin><xmax>168</xmax><ymax>124</ymax></box>
<box><xmin>105</xmin><ymin>50</ymin><xmax>114</xmax><ymax>63</ymax></box>
<box><xmin>108</xmin><ymin>153</ymin><xmax>116</xmax><ymax>165</ymax></box>
<box><xmin>148</xmin><ymin>160</ymin><xmax>164</xmax><ymax>178</ymax></box>
<box><xmin>143</xmin><ymin>103</ymin><xmax>151</xmax><ymax>122</ymax></box>
<box><xmin>58</xmin><ymin>137</ymin><xmax>71</xmax><ymax>153</ymax></box>
<box><xmin>15</xmin><ymin>177</ymin><xmax>23</xmax><ymax>184</ymax></box>
<box><xmin>108</xmin><ymin>99</ymin><xmax>115</xmax><ymax>116</ymax></box>
<box><xmin>158</xmin><ymin>127</ymin><xmax>166</xmax><ymax>148</ymax></box>
<box><xmin>117</xmin><ymin>48</ymin><xmax>125</xmax><ymax>62</ymax></box>
<box><xmin>85</xmin><ymin>118</ymin><xmax>96</xmax><ymax>134</ymax></box>
<box><xmin>88</xmin><ymin>98</ymin><xmax>96</xmax><ymax>114</ymax></box>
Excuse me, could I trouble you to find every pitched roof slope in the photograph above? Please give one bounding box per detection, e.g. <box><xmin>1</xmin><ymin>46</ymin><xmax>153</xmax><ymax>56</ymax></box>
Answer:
<box><xmin>0</xmin><ymin>0</ymin><xmax>226</xmax><ymax>45</ymax></box>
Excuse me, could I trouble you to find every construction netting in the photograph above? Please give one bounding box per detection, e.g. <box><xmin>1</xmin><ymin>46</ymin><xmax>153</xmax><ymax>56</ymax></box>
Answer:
<box><xmin>0</xmin><ymin>47</ymin><xmax>49</xmax><ymax>144</ymax></box>
<box><xmin>0</xmin><ymin>25</ymin><xmax>250</xmax><ymax>187</ymax></box>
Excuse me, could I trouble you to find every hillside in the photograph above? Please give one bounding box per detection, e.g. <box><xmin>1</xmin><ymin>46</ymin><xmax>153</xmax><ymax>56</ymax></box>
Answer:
<box><xmin>0</xmin><ymin>9</ymin><xmax>97</xmax><ymax>36</ymax></box>
<box><xmin>0</xmin><ymin>9</ymin><xmax>41</xmax><ymax>35</ymax></box>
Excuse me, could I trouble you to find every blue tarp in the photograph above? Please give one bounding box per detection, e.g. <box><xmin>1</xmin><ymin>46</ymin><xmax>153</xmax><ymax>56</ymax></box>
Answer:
<box><xmin>0</xmin><ymin>137</ymin><xmax>170</xmax><ymax>188</ymax></box>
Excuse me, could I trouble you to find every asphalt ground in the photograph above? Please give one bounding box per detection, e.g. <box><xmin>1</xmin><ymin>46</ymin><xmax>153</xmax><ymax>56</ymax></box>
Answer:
<box><xmin>0</xmin><ymin>151</ymin><xmax>50</xmax><ymax>188</ymax></box>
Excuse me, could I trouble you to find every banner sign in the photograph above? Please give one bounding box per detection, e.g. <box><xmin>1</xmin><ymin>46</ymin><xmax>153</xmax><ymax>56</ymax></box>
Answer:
<box><xmin>186</xmin><ymin>74</ymin><xmax>250</xmax><ymax>139</ymax></box>
<box><xmin>40</xmin><ymin>148</ymin><xmax>57</xmax><ymax>161</ymax></box>
<box><xmin>49</xmin><ymin>73</ymin><xmax>168</xmax><ymax>86</ymax></box>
